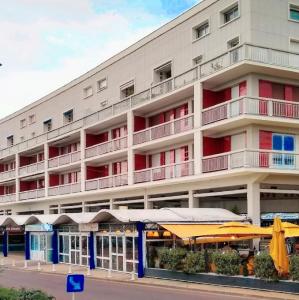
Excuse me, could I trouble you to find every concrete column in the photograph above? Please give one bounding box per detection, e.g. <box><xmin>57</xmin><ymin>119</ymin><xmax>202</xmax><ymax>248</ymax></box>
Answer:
<box><xmin>44</xmin><ymin>143</ymin><xmax>49</xmax><ymax>197</ymax></box>
<box><xmin>193</xmin><ymin>82</ymin><xmax>203</xmax><ymax>175</ymax></box>
<box><xmin>188</xmin><ymin>190</ymin><xmax>199</xmax><ymax>208</ymax></box>
<box><xmin>80</xmin><ymin>129</ymin><xmax>86</xmax><ymax>192</ymax></box>
<box><xmin>144</xmin><ymin>193</ymin><xmax>153</xmax><ymax>209</ymax></box>
<box><xmin>127</xmin><ymin>111</ymin><xmax>134</xmax><ymax>185</ymax></box>
<box><xmin>15</xmin><ymin>154</ymin><xmax>20</xmax><ymax>201</ymax></box>
<box><xmin>247</xmin><ymin>182</ymin><xmax>260</xmax><ymax>226</ymax></box>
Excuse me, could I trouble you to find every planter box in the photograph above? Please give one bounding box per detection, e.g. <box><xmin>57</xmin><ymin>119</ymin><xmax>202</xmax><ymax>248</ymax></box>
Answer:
<box><xmin>144</xmin><ymin>268</ymin><xmax>299</xmax><ymax>294</ymax></box>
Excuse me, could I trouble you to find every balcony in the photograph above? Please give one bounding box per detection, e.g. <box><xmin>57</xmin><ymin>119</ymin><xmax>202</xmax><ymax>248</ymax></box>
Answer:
<box><xmin>85</xmin><ymin>136</ymin><xmax>127</xmax><ymax>159</ymax></box>
<box><xmin>202</xmin><ymin>97</ymin><xmax>299</xmax><ymax>126</ymax></box>
<box><xmin>0</xmin><ymin>193</ymin><xmax>16</xmax><ymax>203</ymax></box>
<box><xmin>19</xmin><ymin>161</ymin><xmax>45</xmax><ymax>177</ymax></box>
<box><xmin>202</xmin><ymin>149</ymin><xmax>299</xmax><ymax>173</ymax></box>
<box><xmin>133</xmin><ymin>115</ymin><xmax>194</xmax><ymax>145</ymax></box>
<box><xmin>0</xmin><ymin>169</ymin><xmax>16</xmax><ymax>182</ymax></box>
<box><xmin>19</xmin><ymin>188</ymin><xmax>45</xmax><ymax>201</ymax></box>
<box><xmin>48</xmin><ymin>151</ymin><xmax>81</xmax><ymax>169</ymax></box>
<box><xmin>48</xmin><ymin>182</ymin><xmax>81</xmax><ymax>196</ymax></box>
<box><xmin>134</xmin><ymin>160</ymin><xmax>194</xmax><ymax>183</ymax></box>
<box><xmin>85</xmin><ymin>174</ymin><xmax>128</xmax><ymax>191</ymax></box>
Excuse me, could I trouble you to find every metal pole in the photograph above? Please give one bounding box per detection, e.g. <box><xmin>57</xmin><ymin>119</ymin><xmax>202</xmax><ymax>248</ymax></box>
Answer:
<box><xmin>72</xmin><ymin>292</ymin><xmax>75</xmax><ymax>300</ymax></box>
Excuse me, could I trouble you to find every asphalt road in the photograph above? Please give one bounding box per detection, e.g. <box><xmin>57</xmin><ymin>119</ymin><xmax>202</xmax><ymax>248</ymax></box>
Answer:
<box><xmin>0</xmin><ymin>268</ymin><xmax>262</xmax><ymax>300</ymax></box>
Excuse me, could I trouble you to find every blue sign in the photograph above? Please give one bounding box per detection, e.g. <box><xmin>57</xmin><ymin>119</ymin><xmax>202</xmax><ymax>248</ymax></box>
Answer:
<box><xmin>66</xmin><ymin>274</ymin><xmax>84</xmax><ymax>293</ymax></box>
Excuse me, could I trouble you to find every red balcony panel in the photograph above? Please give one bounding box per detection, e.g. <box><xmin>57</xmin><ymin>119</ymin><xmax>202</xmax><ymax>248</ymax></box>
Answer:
<box><xmin>259</xmin><ymin>130</ymin><xmax>272</xmax><ymax>168</ymax></box>
<box><xmin>49</xmin><ymin>146</ymin><xmax>59</xmax><ymax>158</ymax></box>
<box><xmin>134</xmin><ymin>116</ymin><xmax>146</xmax><ymax>132</ymax></box>
<box><xmin>20</xmin><ymin>181</ymin><xmax>37</xmax><ymax>192</ymax></box>
<box><xmin>49</xmin><ymin>174</ymin><xmax>60</xmax><ymax>187</ymax></box>
<box><xmin>134</xmin><ymin>154</ymin><xmax>146</xmax><ymax>170</ymax></box>
<box><xmin>239</xmin><ymin>81</ymin><xmax>247</xmax><ymax>96</ymax></box>
<box><xmin>86</xmin><ymin>132</ymin><xmax>108</xmax><ymax>148</ymax></box>
<box><xmin>203</xmin><ymin>136</ymin><xmax>231</xmax><ymax>156</ymax></box>
<box><xmin>86</xmin><ymin>165</ymin><xmax>108</xmax><ymax>180</ymax></box>
<box><xmin>203</xmin><ymin>88</ymin><xmax>231</xmax><ymax>109</ymax></box>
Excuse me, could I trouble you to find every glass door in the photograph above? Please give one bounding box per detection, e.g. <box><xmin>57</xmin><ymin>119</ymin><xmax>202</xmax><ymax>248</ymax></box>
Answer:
<box><xmin>95</xmin><ymin>235</ymin><xmax>110</xmax><ymax>269</ymax></box>
<box><xmin>70</xmin><ymin>235</ymin><xmax>80</xmax><ymax>265</ymax></box>
<box><xmin>81</xmin><ymin>235</ymin><xmax>89</xmax><ymax>266</ymax></box>
<box><xmin>111</xmin><ymin>235</ymin><xmax>124</xmax><ymax>271</ymax></box>
<box><xmin>125</xmin><ymin>236</ymin><xmax>138</xmax><ymax>273</ymax></box>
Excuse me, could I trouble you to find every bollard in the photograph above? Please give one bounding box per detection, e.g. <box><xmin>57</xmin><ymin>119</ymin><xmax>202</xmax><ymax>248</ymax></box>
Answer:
<box><xmin>0</xmin><ymin>258</ymin><xmax>4</xmax><ymax>266</ymax></box>
<box><xmin>24</xmin><ymin>260</ymin><xmax>28</xmax><ymax>269</ymax></box>
<box><xmin>12</xmin><ymin>260</ymin><xmax>16</xmax><ymax>267</ymax></box>
<box><xmin>52</xmin><ymin>264</ymin><xmax>56</xmax><ymax>272</ymax></box>
<box><xmin>68</xmin><ymin>264</ymin><xmax>72</xmax><ymax>274</ymax></box>
<box><xmin>130</xmin><ymin>271</ymin><xmax>135</xmax><ymax>281</ymax></box>
<box><xmin>107</xmin><ymin>269</ymin><xmax>112</xmax><ymax>278</ymax></box>
<box><xmin>86</xmin><ymin>267</ymin><xmax>91</xmax><ymax>276</ymax></box>
<box><xmin>37</xmin><ymin>261</ymin><xmax>41</xmax><ymax>271</ymax></box>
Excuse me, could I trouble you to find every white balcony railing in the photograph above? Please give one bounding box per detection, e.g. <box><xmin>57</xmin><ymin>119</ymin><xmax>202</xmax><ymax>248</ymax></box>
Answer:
<box><xmin>19</xmin><ymin>161</ymin><xmax>45</xmax><ymax>177</ymax></box>
<box><xmin>48</xmin><ymin>151</ymin><xmax>81</xmax><ymax>169</ymax></box>
<box><xmin>85</xmin><ymin>136</ymin><xmax>127</xmax><ymax>159</ymax></box>
<box><xmin>134</xmin><ymin>161</ymin><xmax>194</xmax><ymax>184</ymax></box>
<box><xmin>48</xmin><ymin>182</ymin><xmax>81</xmax><ymax>196</ymax></box>
<box><xmin>202</xmin><ymin>150</ymin><xmax>299</xmax><ymax>173</ymax></box>
<box><xmin>202</xmin><ymin>97</ymin><xmax>299</xmax><ymax>125</ymax></box>
<box><xmin>0</xmin><ymin>169</ymin><xmax>16</xmax><ymax>182</ymax></box>
<box><xmin>0</xmin><ymin>193</ymin><xmax>16</xmax><ymax>203</ymax></box>
<box><xmin>133</xmin><ymin>115</ymin><xmax>194</xmax><ymax>145</ymax></box>
<box><xmin>19</xmin><ymin>188</ymin><xmax>45</xmax><ymax>201</ymax></box>
<box><xmin>85</xmin><ymin>174</ymin><xmax>128</xmax><ymax>191</ymax></box>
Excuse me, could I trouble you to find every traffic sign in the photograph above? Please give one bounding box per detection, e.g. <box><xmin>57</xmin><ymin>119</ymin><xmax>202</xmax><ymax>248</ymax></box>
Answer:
<box><xmin>66</xmin><ymin>274</ymin><xmax>85</xmax><ymax>293</ymax></box>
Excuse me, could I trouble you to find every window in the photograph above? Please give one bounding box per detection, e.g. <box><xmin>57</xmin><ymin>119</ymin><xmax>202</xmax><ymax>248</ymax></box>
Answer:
<box><xmin>120</xmin><ymin>81</ymin><xmax>134</xmax><ymax>99</ymax></box>
<box><xmin>63</xmin><ymin>109</ymin><xmax>73</xmax><ymax>124</ymax></box>
<box><xmin>29</xmin><ymin>114</ymin><xmax>36</xmax><ymax>124</ymax></box>
<box><xmin>227</xmin><ymin>37</ymin><xmax>240</xmax><ymax>49</ymax></box>
<box><xmin>193</xmin><ymin>21</ymin><xmax>209</xmax><ymax>40</ymax></box>
<box><xmin>7</xmin><ymin>135</ymin><xmax>14</xmax><ymax>147</ymax></box>
<box><xmin>221</xmin><ymin>4</ymin><xmax>239</xmax><ymax>25</ymax></box>
<box><xmin>193</xmin><ymin>55</ymin><xmax>203</xmax><ymax>66</ymax></box>
<box><xmin>84</xmin><ymin>86</ymin><xmax>93</xmax><ymax>98</ymax></box>
<box><xmin>272</xmin><ymin>134</ymin><xmax>295</xmax><ymax>168</ymax></box>
<box><xmin>97</xmin><ymin>78</ymin><xmax>107</xmax><ymax>91</ymax></box>
<box><xmin>43</xmin><ymin>119</ymin><xmax>52</xmax><ymax>132</ymax></box>
<box><xmin>153</xmin><ymin>62</ymin><xmax>172</xmax><ymax>83</ymax></box>
<box><xmin>20</xmin><ymin>119</ymin><xmax>26</xmax><ymax>128</ymax></box>
<box><xmin>290</xmin><ymin>4</ymin><xmax>299</xmax><ymax>21</ymax></box>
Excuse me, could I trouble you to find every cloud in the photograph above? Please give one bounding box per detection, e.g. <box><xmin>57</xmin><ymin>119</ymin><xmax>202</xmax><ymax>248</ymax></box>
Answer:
<box><xmin>0</xmin><ymin>0</ymin><xmax>199</xmax><ymax>119</ymax></box>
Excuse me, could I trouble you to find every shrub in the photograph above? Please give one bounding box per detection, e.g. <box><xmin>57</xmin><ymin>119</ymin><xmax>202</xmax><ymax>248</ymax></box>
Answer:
<box><xmin>212</xmin><ymin>251</ymin><xmax>241</xmax><ymax>276</ymax></box>
<box><xmin>183</xmin><ymin>252</ymin><xmax>206</xmax><ymax>274</ymax></box>
<box><xmin>0</xmin><ymin>288</ymin><xmax>54</xmax><ymax>300</ymax></box>
<box><xmin>158</xmin><ymin>248</ymin><xmax>187</xmax><ymax>271</ymax></box>
<box><xmin>254</xmin><ymin>252</ymin><xmax>278</xmax><ymax>281</ymax></box>
<box><xmin>290</xmin><ymin>255</ymin><xmax>299</xmax><ymax>281</ymax></box>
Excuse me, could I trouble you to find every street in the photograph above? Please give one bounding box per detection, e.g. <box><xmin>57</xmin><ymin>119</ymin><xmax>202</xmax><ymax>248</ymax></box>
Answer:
<box><xmin>0</xmin><ymin>268</ymin><xmax>261</xmax><ymax>300</ymax></box>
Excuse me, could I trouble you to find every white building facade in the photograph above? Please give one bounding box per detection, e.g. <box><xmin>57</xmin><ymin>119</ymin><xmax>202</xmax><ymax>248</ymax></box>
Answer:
<box><xmin>0</xmin><ymin>0</ymin><xmax>299</xmax><ymax>226</ymax></box>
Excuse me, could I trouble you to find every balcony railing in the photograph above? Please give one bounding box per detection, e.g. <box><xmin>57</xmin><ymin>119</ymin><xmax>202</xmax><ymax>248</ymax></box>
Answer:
<box><xmin>134</xmin><ymin>160</ymin><xmax>194</xmax><ymax>184</ymax></box>
<box><xmin>202</xmin><ymin>150</ymin><xmax>299</xmax><ymax>173</ymax></box>
<box><xmin>85</xmin><ymin>136</ymin><xmax>127</xmax><ymax>159</ymax></box>
<box><xmin>19</xmin><ymin>161</ymin><xmax>45</xmax><ymax>177</ymax></box>
<box><xmin>133</xmin><ymin>115</ymin><xmax>194</xmax><ymax>145</ymax></box>
<box><xmin>1</xmin><ymin>44</ymin><xmax>299</xmax><ymax>159</ymax></box>
<box><xmin>48</xmin><ymin>182</ymin><xmax>81</xmax><ymax>196</ymax></box>
<box><xmin>48</xmin><ymin>151</ymin><xmax>81</xmax><ymax>169</ymax></box>
<box><xmin>0</xmin><ymin>193</ymin><xmax>16</xmax><ymax>203</ymax></box>
<box><xmin>19</xmin><ymin>188</ymin><xmax>45</xmax><ymax>201</ymax></box>
<box><xmin>0</xmin><ymin>169</ymin><xmax>16</xmax><ymax>182</ymax></box>
<box><xmin>202</xmin><ymin>97</ymin><xmax>299</xmax><ymax>125</ymax></box>
<box><xmin>85</xmin><ymin>174</ymin><xmax>128</xmax><ymax>191</ymax></box>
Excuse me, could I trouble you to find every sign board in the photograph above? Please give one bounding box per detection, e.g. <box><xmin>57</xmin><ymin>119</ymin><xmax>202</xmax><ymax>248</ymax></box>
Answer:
<box><xmin>6</xmin><ymin>226</ymin><xmax>24</xmax><ymax>233</ymax></box>
<box><xmin>261</xmin><ymin>213</ymin><xmax>299</xmax><ymax>220</ymax></box>
<box><xmin>79</xmin><ymin>223</ymin><xmax>99</xmax><ymax>232</ymax></box>
<box><xmin>66</xmin><ymin>274</ymin><xmax>84</xmax><ymax>293</ymax></box>
<box><xmin>25</xmin><ymin>224</ymin><xmax>53</xmax><ymax>232</ymax></box>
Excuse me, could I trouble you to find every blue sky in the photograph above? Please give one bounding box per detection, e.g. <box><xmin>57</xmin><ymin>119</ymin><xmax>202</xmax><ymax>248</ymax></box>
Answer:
<box><xmin>0</xmin><ymin>0</ymin><xmax>199</xmax><ymax>118</ymax></box>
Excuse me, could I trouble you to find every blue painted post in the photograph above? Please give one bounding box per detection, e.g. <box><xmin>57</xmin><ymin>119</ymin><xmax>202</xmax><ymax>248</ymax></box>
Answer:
<box><xmin>88</xmin><ymin>232</ymin><xmax>95</xmax><ymax>270</ymax></box>
<box><xmin>25</xmin><ymin>231</ymin><xmax>30</xmax><ymax>260</ymax></box>
<box><xmin>51</xmin><ymin>230</ymin><xmax>59</xmax><ymax>264</ymax></box>
<box><xmin>2</xmin><ymin>230</ymin><xmax>8</xmax><ymax>257</ymax></box>
<box><xmin>136</xmin><ymin>222</ymin><xmax>145</xmax><ymax>278</ymax></box>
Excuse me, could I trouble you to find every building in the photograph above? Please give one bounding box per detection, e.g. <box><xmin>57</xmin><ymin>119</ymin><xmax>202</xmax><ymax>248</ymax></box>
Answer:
<box><xmin>0</xmin><ymin>0</ymin><xmax>299</xmax><ymax>248</ymax></box>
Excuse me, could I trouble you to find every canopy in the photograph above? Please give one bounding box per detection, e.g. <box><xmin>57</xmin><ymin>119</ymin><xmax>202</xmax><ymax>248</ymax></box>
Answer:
<box><xmin>263</xmin><ymin>222</ymin><xmax>299</xmax><ymax>238</ymax></box>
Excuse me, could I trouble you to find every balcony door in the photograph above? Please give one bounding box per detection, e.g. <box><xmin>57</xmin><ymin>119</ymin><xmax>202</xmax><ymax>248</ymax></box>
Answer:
<box><xmin>272</xmin><ymin>134</ymin><xmax>295</xmax><ymax>168</ymax></box>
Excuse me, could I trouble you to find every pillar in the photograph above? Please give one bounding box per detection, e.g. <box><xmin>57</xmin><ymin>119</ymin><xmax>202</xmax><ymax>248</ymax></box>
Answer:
<box><xmin>247</xmin><ymin>182</ymin><xmax>261</xmax><ymax>226</ymax></box>
<box><xmin>51</xmin><ymin>230</ymin><xmax>59</xmax><ymax>264</ymax></box>
<box><xmin>44</xmin><ymin>143</ymin><xmax>49</xmax><ymax>197</ymax></box>
<box><xmin>88</xmin><ymin>232</ymin><xmax>95</xmax><ymax>270</ymax></box>
<box><xmin>127</xmin><ymin>111</ymin><xmax>134</xmax><ymax>185</ymax></box>
<box><xmin>25</xmin><ymin>231</ymin><xmax>30</xmax><ymax>260</ymax></box>
<box><xmin>2</xmin><ymin>230</ymin><xmax>8</xmax><ymax>257</ymax></box>
<box><xmin>15</xmin><ymin>154</ymin><xmax>20</xmax><ymax>201</ymax></box>
<box><xmin>188</xmin><ymin>190</ymin><xmax>199</xmax><ymax>208</ymax></box>
<box><xmin>144</xmin><ymin>193</ymin><xmax>153</xmax><ymax>209</ymax></box>
<box><xmin>136</xmin><ymin>222</ymin><xmax>145</xmax><ymax>278</ymax></box>
<box><xmin>80</xmin><ymin>129</ymin><xmax>86</xmax><ymax>192</ymax></box>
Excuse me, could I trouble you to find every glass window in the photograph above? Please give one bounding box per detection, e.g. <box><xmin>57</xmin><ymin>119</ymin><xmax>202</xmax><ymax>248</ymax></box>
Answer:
<box><xmin>290</xmin><ymin>5</ymin><xmax>299</xmax><ymax>21</ymax></box>
<box><xmin>273</xmin><ymin>135</ymin><xmax>283</xmax><ymax>150</ymax></box>
<box><xmin>284</xmin><ymin>136</ymin><xmax>294</xmax><ymax>151</ymax></box>
<box><xmin>194</xmin><ymin>22</ymin><xmax>209</xmax><ymax>40</ymax></box>
<box><xmin>223</xmin><ymin>5</ymin><xmax>239</xmax><ymax>24</ymax></box>
<box><xmin>98</xmin><ymin>78</ymin><xmax>107</xmax><ymax>91</ymax></box>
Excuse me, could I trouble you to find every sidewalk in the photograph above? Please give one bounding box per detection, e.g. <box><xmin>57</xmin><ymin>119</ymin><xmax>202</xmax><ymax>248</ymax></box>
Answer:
<box><xmin>1</xmin><ymin>255</ymin><xmax>298</xmax><ymax>300</ymax></box>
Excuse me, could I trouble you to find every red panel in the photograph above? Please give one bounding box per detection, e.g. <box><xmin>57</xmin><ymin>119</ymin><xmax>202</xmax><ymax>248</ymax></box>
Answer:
<box><xmin>285</xmin><ymin>85</ymin><xmax>294</xmax><ymax>101</ymax></box>
<box><xmin>49</xmin><ymin>147</ymin><xmax>59</xmax><ymax>158</ymax></box>
<box><xmin>19</xmin><ymin>156</ymin><xmax>30</xmax><ymax>167</ymax></box>
<box><xmin>223</xmin><ymin>136</ymin><xmax>231</xmax><ymax>152</ymax></box>
<box><xmin>134</xmin><ymin>154</ymin><xmax>146</xmax><ymax>170</ymax></box>
<box><xmin>148</xmin><ymin>155</ymin><xmax>152</xmax><ymax>168</ymax></box>
<box><xmin>49</xmin><ymin>174</ymin><xmax>59</xmax><ymax>187</ymax></box>
<box><xmin>86</xmin><ymin>132</ymin><xmax>108</xmax><ymax>147</ymax></box>
<box><xmin>170</xmin><ymin>149</ymin><xmax>175</xmax><ymax>164</ymax></box>
<box><xmin>0</xmin><ymin>186</ymin><xmax>4</xmax><ymax>195</ymax></box>
<box><xmin>134</xmin><ymin>116</ymin><xmax>146</xmax><ymax>132</ymax></box>
<box><xmin>203</xmin><ymin>90</ymin><xmax>217</xmax><ymax>109</ymax></box>
<box><xmin>86</xmin><ymin>166</ymin><xmax>108</xmax><ymax>180</ymax></box>
<box><xmin>0</xmin><ymin>164</ymin><xmax>3</xmax><ymax>172</ymax></box>
<box><xmin>160</xmin><ymin>152</ymin><xmax>165</xmax><ymax>166</ymax></box>
<box><xmin>223</xmin><ymin>88</ymin><xmax>232</xmax><ymax>101</ymax></box>
<box><xmin>259</xmin><ymin>131</ymin><xmax>272</xmax><ymax>168</ymax></box>
<box><xmin>239</xmin><ymin>81</ymin><xmax>247</xmax><ymax>96</ymax></box>
<box><xmin>259</xmin><ymin>80</ymin><xmax>272</xmax><ymax>98</ymax></box>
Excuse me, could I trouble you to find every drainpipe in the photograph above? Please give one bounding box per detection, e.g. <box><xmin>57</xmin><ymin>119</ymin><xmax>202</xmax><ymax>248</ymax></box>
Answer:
<box><xmin>25</xmin><ymin>231</ymin><xmax>30</xmax><ymax>260</ymax></box>
<box><xmin>51</xmin><ymin>229</ymin><xmax>59</xmax><ymax>264</ymax></box>
<box><xmin>2</xmin><ymin>230</ymin><xmax>8</xmax><ymax>257</ymax></box>
<box><xmin>136</xmin><ymin>222</ymin><xmax>145</xmax><ymax>278</ymax></box>
<box><xmin>88</xmin><ymin>232</ymin><xmax>95</xmax><ymax>270</ymax></box>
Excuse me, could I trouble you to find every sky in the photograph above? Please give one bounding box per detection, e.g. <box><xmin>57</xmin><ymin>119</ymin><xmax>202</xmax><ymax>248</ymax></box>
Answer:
<box><xmin>0</xmin><ymin>0</ymin><xmax>200</xmax><ymax>119</ymax></box>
